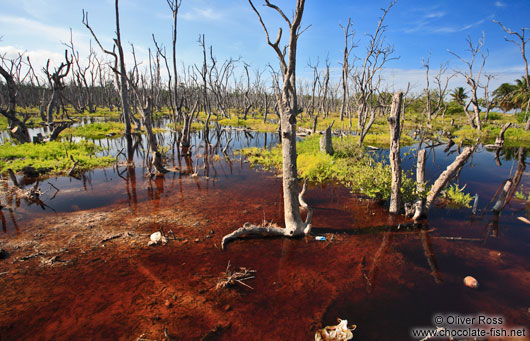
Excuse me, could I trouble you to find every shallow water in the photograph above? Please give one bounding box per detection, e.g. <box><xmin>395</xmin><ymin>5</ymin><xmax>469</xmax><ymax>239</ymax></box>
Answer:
<box><xmin>1</xmin><ymin>124</ymin><xmax>529</xmax><ymax>340</ymax></box>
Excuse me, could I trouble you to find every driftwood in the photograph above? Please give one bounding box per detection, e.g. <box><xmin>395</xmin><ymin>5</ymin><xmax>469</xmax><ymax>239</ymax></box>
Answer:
<box><xmin>221</xmin><ymin>180</ymin><xmax>312</xmax><ymax>249</ymax></box>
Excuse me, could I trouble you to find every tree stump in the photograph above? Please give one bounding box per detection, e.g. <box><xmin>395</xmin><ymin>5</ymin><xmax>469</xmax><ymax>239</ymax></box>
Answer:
<box><xmin>319</xmin><ymin>126</ymin><xmax>334</xmax><ymax>155</ymax></box>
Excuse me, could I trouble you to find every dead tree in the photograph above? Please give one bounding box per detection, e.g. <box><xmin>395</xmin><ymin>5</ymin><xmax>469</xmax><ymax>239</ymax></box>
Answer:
<box><xmin>0</xmin><ymin>60</ymin><xmax>31</xmax><ymax>143</ymax></box>
<box><xmin>319</xmin><ymin>58</ymin><xmax>331</xmax><ymax>118</ymax></box>
<box><xmin>126</xmin><ymin>53</ymin><xmax>169</xmax><ymax>175</ymax></box>
<box><xmin>152</xmin><ymin>35</ymin><xmax>175</xmax><ymax>120</ymax></box>
<box><xmin>354</xmin><ymin>1</ymin><xmax>397</xmax><ymax>146</ymax></box>
<box><xmin>388</xmin><ymin>91</ymin><xmax>403</xmax><ymax>214</ymax></box>
<box><xmin>42</xmin><ymin>51</ymin><xmax>72</xmax><ymax>139</ymax></box>
<box><xmin>195</xmin><ymin>34</ymin><xmax>212</xmax><ymax>128</ymax></box>
<box><xmin>339</xmin><ymin>18</ymin><xmax>355</xmax><ymax>123</ymax></box>
<box><xmin>83</xmin><ymin>0</ymin><xmax>133</xmax><ymax>136</ymax></box>
<box><xmin>494</xmin><ymin>21</ymin><xmax>530</xmax><ymax>130</ymax></box>
<box><xmin>222</xmin><ymin>0</ymin><xmax>311</xmax><ymax>249</ymax></box>
<box><xmin>167</xmin><ymin>0</ymin><xmax>183</xmax><ymax>121</ymax></box>
<box><xmin>208</xmin><ymin>51</ymin><xmax>235</xmax><ymax>119</ymax></box>
<box><xmin>241</xmin><ymin>64</ymin><xmax>254</xmax><ymax>120</ymax></box>
<box><xmin>409</xmin><ymin>146</ymin><xmax>476</xmax><ymax>220</ymax></box>
<box><xmin>449</xmin><ymin>34</ymin><xmax>488</xmax><ymax>131</ymax></box>
<box><xmin>421</xmin><ymin>55</ymin><xmax>454</xmax><ymax>123</ymax></box>
<box><xmin>65</xmin><ymin>31</ymin><xmax>99</xmax><ymax>113</ymax></box>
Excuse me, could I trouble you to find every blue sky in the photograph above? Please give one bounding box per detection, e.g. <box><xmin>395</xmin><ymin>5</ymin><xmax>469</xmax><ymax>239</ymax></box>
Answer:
<box><xmin>1</xmin><ymin>0</ymin><xmax>529</xmax><ymax>93</ymax></box>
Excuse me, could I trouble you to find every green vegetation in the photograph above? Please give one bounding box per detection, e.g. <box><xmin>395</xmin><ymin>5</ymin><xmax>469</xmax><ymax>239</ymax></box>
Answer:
<box><xmin>240</xmin><ymin>135</ymin><xmax>417</xmax><ymax>201</ymax></box>
<box><xmin>452</xmin><ymin>124</ymin><xmax>530</xmax><ymax>147</ymax></box>
<box><xmin>0</xmin><ymin>116</ymin><xmax>7</xmax><ymax>130</ymax></box>
<box><xmin>70</xmin><ymin>107</ymin><xmax>121</xmax><ymax>119</ymax></box>
<box><xmin>218</xmin><ymin>117</ymin><xmax>277</xmax><ymax>132</ymax></box>
<box><xmin>441</xmin><ymin>184</ymin><xmax>473</xmax><ymax>209</ymax></box>
<box><xmin>0</xmin><ymin>140</ymin><xmax>114</xmax><ymax>175</ymax></box>
<box><xmin>515</xmin><ymin>185</ymin><xmax>530</xmax><ymax>201</ymax></box>
<box><xmin>63</xmin><ymin>122</ymin><xmax>124</xmax><ymax>139</ymax></box>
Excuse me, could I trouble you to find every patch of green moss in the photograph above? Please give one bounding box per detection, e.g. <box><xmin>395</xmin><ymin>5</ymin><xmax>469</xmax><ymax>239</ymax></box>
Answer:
<box><xmin>63</xmin><ymin>122</ymin><xmax>124</xmax><ymax>139</ymax></box>
<box><xmin>70</xmin><ymin>107</ymin><xmax>121</xmax><ymax>118</ymax></box>
<box><xmin>0</xmin><ymin>140</ymin><xmax>114</xmax><ymax>175</ymax></box>
<box><xmin>217</xmin><ymin>117</ymin><xmax>277</xmax><ymax>132</ymax></box>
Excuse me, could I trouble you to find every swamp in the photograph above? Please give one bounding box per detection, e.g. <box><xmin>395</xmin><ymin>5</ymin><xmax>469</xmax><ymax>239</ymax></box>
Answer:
<box><xmin>1</xmin><ymin>0</ymin><xmax>530</xmax><ymax>340</ymax></box>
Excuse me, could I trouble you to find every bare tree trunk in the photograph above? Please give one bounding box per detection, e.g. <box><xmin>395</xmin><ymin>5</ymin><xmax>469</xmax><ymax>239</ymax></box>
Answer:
<box><xmin>411</xmin><ymin>149</ymin><xmax>426</xmax><ymax>221</ymax></box>
<box><xmin>492</xmin><ymin>180</ymin><xmax>512</xmax><ymax>213</ymax></box>
<box><xmin>0</xmin><ymin>65</ymin><xmax>31</xmax><ymax>143</ymax></box>
<box><xmin>414</xmin><ymin>146</ymin><xmax>475</xmax><ymax>219</ymax></box>
<box><xmin>222</xmin><ymin>0</ymin><xmax>311</xmax><ymax>249</ymax></box>
<box><xmin>388</xmin><ymin>92</ymin><xmax>403</xmax><ymax>214</ymax></box>
<box><xmin>495</xmin><ymin>122</ymin><xmax>511</xmax><ymax>148</ymax></box>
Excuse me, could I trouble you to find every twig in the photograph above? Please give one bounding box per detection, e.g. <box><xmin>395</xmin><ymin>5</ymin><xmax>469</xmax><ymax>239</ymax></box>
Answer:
<box><xmin>101</xmin><ymin>234</ymin><xmax>122</xmax><ymax>243</ymax></box>
<box><xmin>215</xmin><ymin>261</ymin><xmax>256</xmax><ymax>290</ymax></box>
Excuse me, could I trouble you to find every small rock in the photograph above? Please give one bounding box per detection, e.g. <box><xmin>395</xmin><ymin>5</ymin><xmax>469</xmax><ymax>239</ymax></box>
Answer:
<box><xmin>0</xmin><ymin>248</ymin><xmax>8</xmax><ymax>260</ymax></box>
<box><xmin>205</xmin><ymin>235</ymin><xmax>211</xmax><ymax>239</ymax></box>
<box><xmin>164</xmin><ymin>300</ymin><xmax>172</xmax><ymax>308</ymax></box>
<box><xmin>464</xmin><ymin>276</ymin><xmax>479</xmax><ymax>289</ymax></box>
<box><xmin>148</xmin><ymin>231</ymin><xmax>168</xmax><ymax>246</ymax></box>
<box><xmin>209</xmin><ymin>230</ymin><xmax>215</xmax><ymax>235</ymax></box>
<box><xmin>194</xmin><ymin>238</ymin><xmax>200</xmax><ymax>243</ymax></box>
<box><xmin>223</xmin><ymin>304</ymin><xmax>232</xmax><ymax>312</ymax></box>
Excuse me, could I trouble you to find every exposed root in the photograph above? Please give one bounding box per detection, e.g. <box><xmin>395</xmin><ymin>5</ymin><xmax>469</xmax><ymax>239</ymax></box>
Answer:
<box><xmin>215</xmin><ymin>261</ymin><xmax>256</xmax><ymax>290</ymax></box>
<box><xmin>221</xmin><ymin>222</ymin><xmax>289</xmax><ymax>250</ymax></box>
<box><xmin>221</xmin><ymin>180</ymin><xmax>312</xmax><ymax>249</ymax></box>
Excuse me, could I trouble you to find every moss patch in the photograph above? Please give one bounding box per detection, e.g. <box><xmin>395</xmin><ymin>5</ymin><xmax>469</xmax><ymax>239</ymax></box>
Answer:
<box><xmin>0</xmin><ymin>141</ymin><xmax>114</xmax><ymax>175</ymax></box>
<box><xmin>63</xmin><ymin>122</ymin><xmax>124</xmax><ymax>139</ymax></box>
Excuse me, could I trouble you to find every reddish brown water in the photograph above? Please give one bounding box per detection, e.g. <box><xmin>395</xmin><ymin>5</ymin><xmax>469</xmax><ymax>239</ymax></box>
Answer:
<box><xmin>1</xmin><ymin>131</ymin><xmax>530</xmax><ymax>340</ymax></box>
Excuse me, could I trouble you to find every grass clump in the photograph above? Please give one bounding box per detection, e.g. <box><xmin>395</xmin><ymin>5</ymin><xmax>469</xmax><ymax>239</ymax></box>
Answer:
<box><xmin>240</xmin><ymin>135</ymin><xmax>417</xmax><ymax>201</ymax></box>
<box><xmin>64</xmin><ymin>122</ymin><xmax>124</xmax><ymax>139</ymax></box>
<box><xmin>0</xmin><ymin>140</ymin><xmax>114</xmax><ymax>175</ymax></box>
<box><xmin>440</xmin><ymin>184</ymin><xmax>473</xmax><ymax>209</ymax></box>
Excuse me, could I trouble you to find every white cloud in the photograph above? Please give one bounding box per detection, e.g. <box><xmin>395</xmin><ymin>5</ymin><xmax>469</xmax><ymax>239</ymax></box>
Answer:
<box><xmin>430</xmin><ymin>15</ymin><xmax>493</xmax><ymax>34</ymax></box>
<box><xmin>495</xmin><ymin>1</ymin><xmax>506</xmax><ymax>8</ymax></box>
<box><xmin>425</xmin><ymin>11</ymin><xmax>446</xmax><ymax>19</ymax></box>
<box><xmin>0</xmin><ymin>16</ymin><xmax>92</xmax><ymax>55</ymax></box>
<box><xmin>181</xmin><ymin>7</ymin><xmax>223</xmax><ymax>21</ymax></box>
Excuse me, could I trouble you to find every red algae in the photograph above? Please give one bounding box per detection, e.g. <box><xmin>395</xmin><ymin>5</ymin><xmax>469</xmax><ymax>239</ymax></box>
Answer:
<box><xmin>1</xmin><ymin>138</ymin><xmax>530</xmax><ymax>340</ymax></box>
